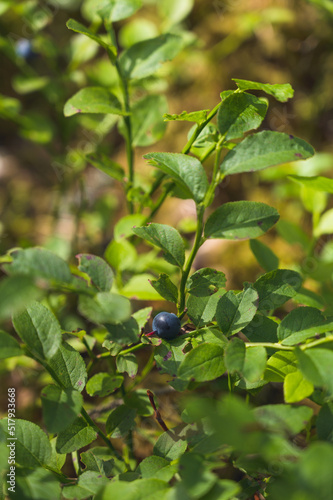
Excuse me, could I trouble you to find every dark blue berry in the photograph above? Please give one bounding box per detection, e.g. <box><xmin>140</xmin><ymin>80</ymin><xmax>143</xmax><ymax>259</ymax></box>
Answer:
<box><xmin>15</xmin><ymin>39</ymin><xmax>35</xmax><ymax>60</ymax></box>
<box><xmin>151</xmin><ymin>312</ymin><xmax>181</xmax><ymax>340</ymax></box>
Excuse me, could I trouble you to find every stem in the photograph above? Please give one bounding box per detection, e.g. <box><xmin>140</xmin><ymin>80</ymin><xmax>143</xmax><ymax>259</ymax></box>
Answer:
<box><xmin>144</xmin><ymin>183</ymin><xmax>174</xmax><ymax>223</ymax></box>
<box><xmin>245</xmin><ymin>342</ymin><xmax>294</xmax><ymax>351</ymax></box>
<box><xmin>117</xmin><ymin>342</ymin><xmax>147</xmax><ymax>356</ymax></box>
<box><xmin>115</xmin><ymin>60</ymin><xmax>134</xmax><ymax>214</ymax></box>
<box><xmin>181</xmin><ymin>101</ymin><xmax>222</xmax><ymax>155</ymax></box>
<box><xmin>105</xmin><ymin>22</ymin><xmax>134</xmax><ymax>214</ymax></box>
<box><xmin>80</xmin><ymin>408</ymin><xmax>124</xmax><ymax>462</ymax></box>
<box><xmin>178</xmin><ymin>204</ymin><xmax>205</xmax><ymax>314</ymax></box>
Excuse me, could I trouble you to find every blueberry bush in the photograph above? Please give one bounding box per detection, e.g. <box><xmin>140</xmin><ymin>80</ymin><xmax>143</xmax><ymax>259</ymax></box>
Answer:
<box><xmin>1</xmin><ymin>2</ymin><xmax>333</xmax><ymax>500</ymax></box>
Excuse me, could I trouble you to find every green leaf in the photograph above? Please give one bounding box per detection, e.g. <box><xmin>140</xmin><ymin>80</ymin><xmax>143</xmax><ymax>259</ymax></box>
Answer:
<box><xmin>64</xmin><ymin>87</ymin><xmax>127</xmax><ymax>117</ymax></box>
<box><xmin>116</xmin><ymin>353</ymin><xmax>138</xmax><ymax>378</ymax></box>
<box><xmin>12</xmin><ymin>75</ymin><xmax>50</xmax><ymax>94</ymax></box>
<box><xmin>179</xmin><ymin>453</ymin><xmax>217</xmax><ymax>498</ymax></box>
<box><xmin>296</xmin><ymin>348</ymin><xmax>333</xmax><ymax>395</ymax></box>
<box><xmin>243</xmin><ymin>346</ymin><xmax>266</xmax><ymax>382</ymax></box>
<box><xmin>132</xmin><ymin>223</ymin><xmax>185</xmax><ymax>268</ymax></box>
<box><xmin>95</xmin><ymin>478</ymin><xmax>169</xmax><ymax>500</ymax></box>
<box><xmin>12</xmin><ymin>302</ymin><xmax>62</xmax><ymax>361</ymax></box>
<box><xmin>41</xmin><ymin>385</ymin><xmax>83</xmax><ymax>433</ymax></box>
<box><xmin>154</xmin><ymin>337</ymin><xmax>189</xmax><ymax>380</ymax></box>
<box><xmin>216</xmin><ymin>287</ymin><xmax>259</xmax><ymax>336</ymax></box>
<box><xmin>138</xmin><ymin>456</ymin><xmax>177</xmax><ymax>482</ymax></box>
<box><xmin>187</xmin><ymin>268</ymin><xmax>226</xmax><ymax>297</ymax></box>
<box><xmin>153</xmin><ymin>430</ymin><xmax>187</xmax><ymax>460</ymax></box>
<box><xmin>224</xmin><ymin>338</ymin><xmax>245</xmax><ymax>373</ymax></box>
<box><xmin>122</xmin><ymin>273</ymin><xmax>164</xmax><ymax>300</ymax></box>
<box><xmin>253</xmin><ymin>269</ymin><xmax>302</xmax><ymax>312</ymax></box>
<box><xmin>199</xmin><ymin>480</ymin><xmax>241</xmax><ymax>500</ymax></box>
<box><xmin>264</xmin><ymin>351</ymin><xmax>298</xmax><ymax>382</ymax></box>
<box><xmin>124</xmin><ymin>389</ymin><xmax>154</xmax><ymax>416</ymax></box>
<box><xmin>105</xmin><ymin>317</ymin><xmax>139</xmax><ymax>345</ymax></box>
<box><xmin>56</xmin><ymin>417</ymin><xmax>97</xmax><ymax>454</ymax></box>
<box><xmin>62</xmin><ymin>470</ymin><xmax>109</xmax><ymax>500</ymax></box>
<box><xmin>48</xmin><ymin>342</ymin><xmax>87</xmax><ymax>392</ymax></box>
<box><xmin>277</xmin><ymin>306</ymin><xmax>332</xmax><ymax>346</ymax></box>
<box><xmin>254</xmin><ymin>404</ymin><xmax>313</xmax><ymax>435</ymax></box>
<box><xmin>119</xmin><ymin>94</ymin><xmax>167</xmax><ymax>147</ymax></box>
<box><xmin>220</xmin><ymin>131</ymin><xmax>314</xmax><ymax>176</ymax></box>
<box><xmin>224</xmin><ymin>339</ymin><xmax>266</xmax><ymax>382</ymax></box>
<box><xmin>4</xmin><ymin>247</ymin><xmax>72</xmax><ymax>285</ymax></box>
<box><xmin>204</xmin><ymin>201</ymin><xmax>279</xmax><ymax>240</ymax></box>
<box><xmin>0</xmin><ymin>419</ymin><xmax>52</xmax><ymax>467</ymax></box>
<box><xmin>276</xmin><ymin>219</ymin><xmax>312</xmax><ymax>252</ymax></box>
<box><xmin>283</xmin><ymin>370</ymin><xmax>314</xmax><ymax>403</ymax></box>
<box><xmin>143</xmin><ymin>152</ymin><xmax>209</xmax><ymax>204</ymax></box>
<box><xmin>314</xmin><ymin>208</ymin><xmax>333</xmax><ymax>237</ymax></box>
<box><xmin>149</xmin><ymin>273</ymin><xmax>178</xmax><ymax>303</ymax></box>
<box><xmin>293</xmin><ymin>287</ymin><xmax>325</xmax><ymax>309</ymax></box>
<box><xmin>66</xmin><ymin>19</ymin><xmax>116</xmax><ymax>61</ymax></box>
<box><xmin>187</xmin><ymin>292</ymin><xmax>223</xmax><ymax>328</ymax></box>
<box><xmin>316</xmin><ymin>403</ymin><xmax>333</xmax><ymax>442</ymax></box>
<box><xmin>114</xmin><ymin>215</ymin><xmax>146</xmax><ymax>241</ymax></box>
<box><xmin>80</xmin><ymin>447</ymin><xmax>126</xmax><ymax>476</ymax></box>
<box><xmin>189</xmin><ymin>123</ymin><xmax>219</xmax><ymax>149</ymax></box>
<box><xmin>132</xmin><ymin>307</ymin><xmax>152</xmax><ymax>330</ymax></box>
<box><xmin>242</xmin><ymin>314</ymin><xmax>278</xmax><ymax>343</ymax></box>
<box><xmin>10</xmin><ymin>468</ymin><xmax>62</xmax><ymax>500</ymax></box>
<box><xmin>105</xmin><ymin>239</ymin><xmax>137</xmax><ymax>271</ymax></box>
<box><xmin>158</xmin><ymin>0</ymin><xmax>194</xmax><ymax>26</ymax></box>
<box><xmin>217</xmin><ymin>92</ymin><xmax>267</xmax><ymax>140</ymax></box>
<box><xmin>119</xmin><ymin>34</ymin><xmax>182</xmax><ymax>80</ymax></box>
<box><xmin>0</xmin><ymin>276</ymin><xmax>41</xmax><ymax>321</ymax></box>
<box><xmin>77</xmin><ymin>253</ymin><xmax>113</xmax><ymax>292</ymax></box>
<box><xmin>86</xmin><ymin>152</ymin><xmax>125</xmax><ymax>181</ymax></box>
<box><xmin>97</xmin><ymin>0</ymin><xmax>142</xmax><ymax>22</ymax></box>
<box><xmin>250</xmin><ymin>239</ymin><xmax>279</xmax><ymax>272</ymax></box>
<box><xmin>105</xmin><ymin>405</ymin><xmax>137</xmax><ymax>438</ymax></box>
<box><xmin>78</xmin><ymin>292</ymin><xmax>131</xmax><ymax>324</ymax></box>
<box><xmin>0</xmin><ymin>330</ymin><xmax>22</xmax><ymax>359</ymax></box>
<box><xmin>86</xmin><ymin>373</ymin><xmax>124</xmax><ymax>397</ymax></box>
<box><xmin>178</xmin><ymin>343</ymin><xmax>225</xmax><ymax>382</ymax></box>
<box><xmin>232</xmin><ymin>79</ymin><xmax>294</xmax><ymax>102</ymax></box>
<box><xmin>164</xmin><ymin>109</ymin><xmax>209</xmax><ymax>125</ymax></box>
<box><xmin>266</xmin><ymin>442</ymin><xmax>333</xmax><ymax>499</ymax></box>
<box><xmin>288</xmin><ymin>174</ymin><xmax>333</xmax><ymax>194</ymax></box>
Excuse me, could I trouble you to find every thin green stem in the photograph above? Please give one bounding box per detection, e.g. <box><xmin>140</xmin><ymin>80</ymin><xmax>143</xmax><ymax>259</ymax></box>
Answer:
<box><xmin>301</xmin><ymin>335</ymin><xmax>333</xmax><ymax>350</ymax></box>
<box><xmin>245</xmin><ymin>342</ymin><xmax>294</xmax><ymax>351</ymax></box>
<box><xmin>144</xmin><ymin>183</ymin><xmax>174</xmax><ymax>223</ymax></box>
<box><xmin>105</xmin><ymin>22</ymin><xmax>134</xmax><ymax>213</ymax></box>
<box><xmin>80</xmin><ymin>407</ymin><xmax>124</xmax><ymax>462</ymax></box>
<box><xmin>178</xmin><ymin>204</ymin><xmax>205</xmax><ymax>314</ymax></box>
<box><xmin>245</xmin><ymin>336</ymin><xmax>333</xmax><ymax>351</ymax></box>
<box><xmin>181</xmin><ymin>101</ymin><xmax>222</xmax><ymax>155</ymax></box>
<box><xmin>118</xmin><ymin>342</ymin><xmax>147</xmax><ymax>356</ymax></box>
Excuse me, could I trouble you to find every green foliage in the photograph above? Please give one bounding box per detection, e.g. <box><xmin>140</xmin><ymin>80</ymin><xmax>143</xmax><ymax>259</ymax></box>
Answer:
<box><xmin>1</xmin><ymin>2</ymin><xmax>332</xmax><ymax>499</ymax></box>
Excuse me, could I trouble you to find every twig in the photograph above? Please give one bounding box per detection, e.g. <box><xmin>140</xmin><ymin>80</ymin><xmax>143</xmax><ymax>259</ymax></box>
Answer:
<box><xmin>147</xmin><ymin>390</ymin><xmax>169</xmax><ymax>432</ymax></box>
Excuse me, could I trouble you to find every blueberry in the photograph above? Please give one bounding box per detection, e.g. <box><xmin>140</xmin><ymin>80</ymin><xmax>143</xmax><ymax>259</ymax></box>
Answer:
<box><xmin>147</xmin><ymin>312</ymin><xmax>181</xmax><ymax>340</ymax></box>
<box><xmin>15</xmin><ymin>39</ymin><xmax>35</xmax><ymax>60</ymax></box>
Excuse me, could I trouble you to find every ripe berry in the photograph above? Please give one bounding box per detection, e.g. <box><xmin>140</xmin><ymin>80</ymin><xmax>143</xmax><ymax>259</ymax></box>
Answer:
<box><xmin>146</xmin><ymin>312</ymin><xmax>181</xmax><ymax>340</ymax></box>
<box><xmin>15</xmin><ymin>39</ymin><xmax>35</xmax><ymax>60</ymax></box>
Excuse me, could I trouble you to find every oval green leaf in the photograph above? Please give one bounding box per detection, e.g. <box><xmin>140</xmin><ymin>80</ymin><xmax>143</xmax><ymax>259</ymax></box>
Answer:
<box><xmin>221</xmin><ymin>131</ymin><xmax>314</xmax><ymax>175</ymax></box>
<box><xmin>178</xmin><ymin>343</ymin><xmax>225</xmax><ymax>382</ymax></box>
<box><xmin>204</xmin><ymin>201</ymin><xmax>279</xmax><ymax>240</ymax></box>
<box><xmin>143</xmin><ymin>152</ymin><xmax>208</xmax><ymax>204</ymax></box>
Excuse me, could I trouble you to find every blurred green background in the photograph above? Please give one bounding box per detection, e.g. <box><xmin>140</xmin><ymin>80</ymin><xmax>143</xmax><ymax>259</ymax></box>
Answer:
<box><xmin>1</xmin><ymin>0</ymin><xmax>333</xmax><ymax>292</ymax></box>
